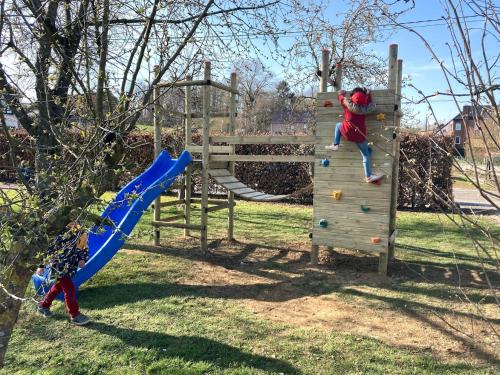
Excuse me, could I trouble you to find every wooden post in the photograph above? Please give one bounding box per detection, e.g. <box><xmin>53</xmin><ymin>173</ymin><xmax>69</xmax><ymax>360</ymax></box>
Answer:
<box><xmin>227</xmin><ymin>72</ymin><xmax>237</xmax><ymax>241</ymax></box>
<box><xmin>379</xmin><ymin>44</ymin><xmax>398</xmax><ymax>276</ymax></box>
<box><xmin>311</xmin><ymin>245</ymin><xmax>319</xmax><ymax>265</ymax></box>
<box><xmin>387</xmin><ymin>44</ymin><xmax>399</xmax><ymax>92</ymax></box>
<box><xmin>200</xmin><ymin>62</ymin><xmax>211</xmax><ymax>252</ymax></box>
<box><xmin>388</xmin><ymin>59</ymin><xmax>403</xmax><ymax>260</ymax></box>
<box><xmin>153</xmin><ymin>65</ymin><xmax>161</xmax><ymax>246</ymax></box>
<box><xmin>184</xmin><ymin>75</ymin><xmax>193</xmax><ymax>237</ymax></box>
<box><xmin>320</xmin><ymin>48</ymin><xmax>330</xmax><ymax>92</ymax></box>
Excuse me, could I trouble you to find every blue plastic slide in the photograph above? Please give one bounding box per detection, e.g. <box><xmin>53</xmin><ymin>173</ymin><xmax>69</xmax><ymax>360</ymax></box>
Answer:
<box><xmin>32</xmin><ymin>150</ymin><xmax>192</xmax><ymax>296</ymax></box>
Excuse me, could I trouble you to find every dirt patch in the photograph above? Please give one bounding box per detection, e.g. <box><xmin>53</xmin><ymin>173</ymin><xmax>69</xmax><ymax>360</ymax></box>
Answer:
<box><xmin>172</xmin><ymin>239</ymin><xmax>499</xmax><ymax>367</ymax></box>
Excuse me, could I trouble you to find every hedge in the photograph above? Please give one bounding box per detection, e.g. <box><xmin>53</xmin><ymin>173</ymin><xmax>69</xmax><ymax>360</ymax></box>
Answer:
<box><xmin>398</xmin><ymin>133</ymin><xmax>454</xmax><ymax>210</ymax></box>
<box><xmin>0</xmin><ymin>131</ymin><xmax>453</xmax><ymax>209</ymax></box>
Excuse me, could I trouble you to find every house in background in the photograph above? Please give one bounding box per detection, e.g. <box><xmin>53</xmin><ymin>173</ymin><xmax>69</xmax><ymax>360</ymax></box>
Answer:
<box><xmin>442</xmin><ymin>105</ymin><xmax>489</xmax><ymax>156</ymax></box>
<box><xmin>1</xmin><ymin>97</ymin><xmax>20</xmax><ymax>129</ymax></box>
<box><xmin>270</xmin><ymin>110</ymin><xmax>312</xmax><ymax>134</ymax></box>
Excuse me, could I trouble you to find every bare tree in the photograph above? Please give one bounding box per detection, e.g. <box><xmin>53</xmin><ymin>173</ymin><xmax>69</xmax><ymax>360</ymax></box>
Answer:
<box><xmin>377</xmin><ymin>0</ymin><xmax>499</xmax><ymax>355</ymax></box>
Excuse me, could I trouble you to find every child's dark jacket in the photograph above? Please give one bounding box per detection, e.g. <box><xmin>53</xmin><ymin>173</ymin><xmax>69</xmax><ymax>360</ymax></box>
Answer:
<box><xmin>44</xmin><ymin>230</ymin><xmax>89</xmax><ymax>278</ymax></box>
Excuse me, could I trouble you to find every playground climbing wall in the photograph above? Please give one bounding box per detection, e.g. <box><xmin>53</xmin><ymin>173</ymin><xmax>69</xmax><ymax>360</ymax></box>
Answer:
<box><xmin>312</xmin><ymin>89</ymin><xmax>398</xmax><ymax>256</ymax></box>
<box><xmin>311</xmin><ymin>45</ymin><xmax>402</xmax><ymax>276</ymax></box>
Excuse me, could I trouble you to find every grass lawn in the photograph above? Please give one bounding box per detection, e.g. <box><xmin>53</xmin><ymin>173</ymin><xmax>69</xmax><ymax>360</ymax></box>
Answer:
<box><xmin>3</xmin><ymin>196</ymin><xmax>499</xmax><ymax>374</ymax></box>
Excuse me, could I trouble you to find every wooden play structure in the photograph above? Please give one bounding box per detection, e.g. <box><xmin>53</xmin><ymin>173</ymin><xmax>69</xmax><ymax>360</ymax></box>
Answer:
<box><xmin>151</xmin><ymin>45</ymin><xmax>403</xmax><ymax>276</ymax></box>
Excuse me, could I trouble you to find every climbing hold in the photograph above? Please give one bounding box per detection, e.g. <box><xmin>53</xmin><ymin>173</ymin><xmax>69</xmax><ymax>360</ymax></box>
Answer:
<box><xmin>320</xmin><ymin>159</ymin><xmax>329</xmax><ymax>167</ymax></box>
<box><xmin>360</xmin><ymin>205</ymin><xmax>370</xmax><ymax>212</ymax></box>
<box><xmin>371</xmin><ymin>237</ymin><xmax>381</xmax><ymax>244</ymax></box>
<box><xmin>331</xmin><ymin>190</ymin><xmax>342</xmax><ymax>200</ymax></box>
<box><xmin>319</xmin><ymin>219</ymin><xmax>328</xmax><ymax>228</ymax></box>
<box><xmin>308</xmin><ymin>232</ymin><xmax>313</xmax><ymax>239</ymax></box>
<box><xmin>370</xmin><ymin>179</ymin><xmax>382</xmax><ymax>186</ymax></box>
<box><xmin>376</xmin><ymin>113</ymin><xmax>385</xmax><ymax>121</ymax></box>
<box><xmin>323</xmin><ymin>100</ymin><xmax>333</xmax><ymax>107</ymax></box>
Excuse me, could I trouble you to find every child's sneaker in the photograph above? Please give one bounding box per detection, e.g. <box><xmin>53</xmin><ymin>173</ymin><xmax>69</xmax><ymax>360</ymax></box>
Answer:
<box><xmin>366</xmin><ymin>174</ymin><xmax>383</xmax><ymax>183</ymax></box>
<box><xmin>70</xmin><ymin>314</ymin><xmax>91</xmax><ymax>326</ymax></box>
<box><xmin>325</xmin><ymin>144</ymin><xmax>339</xmax><ymax>151</ymax></box>
<box><xmin>36</xmin><ymin>305</ymin><xmax>53</xmax><ymax>318</ymax></box>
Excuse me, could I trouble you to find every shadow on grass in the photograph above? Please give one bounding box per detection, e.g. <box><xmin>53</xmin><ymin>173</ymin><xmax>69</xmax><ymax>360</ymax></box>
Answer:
<box><xmin>397</xmin><ymin>243</ymin><xmax>498</xmax><ymax>267</ymax></box>
<box><xmin>84</xmin><ymin>239</ymin><xmax>500</xmax><ymax>365</ymax></box>
<box><xmin>84</xmin><ymin>321</ymin><xmax>299</xmax><ymax>374</ymax></box>
<box><xmin>339</xmin><ymin>287</ymin><xmax>500</xmax><ymax>366</ymax></box>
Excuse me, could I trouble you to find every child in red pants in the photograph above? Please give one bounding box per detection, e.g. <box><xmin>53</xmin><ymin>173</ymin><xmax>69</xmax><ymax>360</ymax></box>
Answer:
<box><xmin>36</xmin><ymin>222</ymin><xmax>90</xmax><ymax>325</ymax></box>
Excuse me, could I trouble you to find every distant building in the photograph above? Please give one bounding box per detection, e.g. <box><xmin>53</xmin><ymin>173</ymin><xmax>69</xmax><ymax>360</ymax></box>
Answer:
<box><xmin>1</xmin><ymin>98</ymin><xmax>19</xmax><ymax>129</ymax></box>
<box><xmin>438</xmin><ymin>105</ymin><xmax>492</xmax><ymax>156</ymax></box>
<box><xmin>270</xmin><ymin>110</ymin><xmax>312</xmax><ymax>134</ymax></box>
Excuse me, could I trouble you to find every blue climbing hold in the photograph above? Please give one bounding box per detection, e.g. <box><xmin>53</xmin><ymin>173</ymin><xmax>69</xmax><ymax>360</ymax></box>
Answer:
<box><xmin>319</xmin><ymin>219</ymin><xmax>328</xmax><ymax>228</ymax></box>
<box><xmin>320</xmin><ymin>159</ymin><xmax>329</xmax><ymax>167</ymax></box>
<box><xmin>360</xmin><ymin>205</ymin><xmax>370</xmax><ymax>212</ymax></box>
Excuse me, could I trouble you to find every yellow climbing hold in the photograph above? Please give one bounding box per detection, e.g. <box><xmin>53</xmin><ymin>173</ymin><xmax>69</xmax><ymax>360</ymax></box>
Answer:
<box><xmin>331</xmin><ymin>190</ymin><xmax>342</xmax><ymax>200</ymax></box>
<box><xmin>376</xmin><ymin>113</ymin><xmax>386</xmax><ymax>121</ymax></box>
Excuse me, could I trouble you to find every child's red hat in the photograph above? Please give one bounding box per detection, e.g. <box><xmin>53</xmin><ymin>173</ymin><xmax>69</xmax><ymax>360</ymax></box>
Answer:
<box><xmin>351</xmin><ymin>91</ymin><xmax>369</xmax><ymax>105</ymax></box>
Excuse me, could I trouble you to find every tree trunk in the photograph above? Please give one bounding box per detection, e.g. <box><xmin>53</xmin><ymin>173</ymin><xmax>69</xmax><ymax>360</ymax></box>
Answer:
<box><xmin>0</xmin><ymin>240</ymin><xmax>35</xmax><ymax>367</ymax></box>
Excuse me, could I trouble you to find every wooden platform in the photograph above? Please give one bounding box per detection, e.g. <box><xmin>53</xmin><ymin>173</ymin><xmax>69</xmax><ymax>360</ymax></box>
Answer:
<box><xmin>209</xmin><ymin>169</ymin><xmax>289</xmax><ymax>201</ymax></box>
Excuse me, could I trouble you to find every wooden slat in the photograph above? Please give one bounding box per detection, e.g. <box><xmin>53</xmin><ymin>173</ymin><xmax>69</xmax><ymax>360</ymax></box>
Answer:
<box><xmin>206</xmin><ymin>202</ymin><xmax>235</xmax><ymax>213</ymax></box>
<box><xmin>190</xmin><ymin>198</ymin><xmax>234</xmax><ymax>205</ymax></box>
<box><xmin>186</xmin><ymin>145</ymin><xmax>234</xmax><ymax>154</ymax></box>
<box><xmin>209</xmin><ymin>161</ymin><xmax>230</xmax><ymax>169</ymax></box>
<box><xmin>159</xmin><ymin>214</ymin><xmax>185</xmax><ymax>222</ymax></box>
<box><xmin>313</xmin><ymin>206</ymin><xmax>391</xmax><ymax>220</ymax></box>
<box><xmin>313</xmin><ymin>218</ymin><xmax>389</xmax><ymax>232</ymax></box>
<box><xmin>241</xmin><ymin>191</ymin><xmax>267</xmax><ymax>199</ymax></box>
<box><xmin>152</xmin><ymin>221</ymin><xmax>203</xmax><ymax>230</ymax></box>
<box><xmin>313</xmin><ymin>224</ymin><xmax>389</xmax><ymax>237</ymax></box>
<box><xmin>314</xmin><ymin>181</ymin><xmax>391</xmax><ymax>194</ymax></box>
<box><xmin>207</xmin><ymin>169</ymin><xmax>232</xmax><ymax>177</ymax></box>
<box><xmin>231</xmin><ymin>187</ymin><xmax>256</xmax><ymax>194</ymax></box>
<box><xmin>314</xmin><ymin>205</ymin><xmax>390</xmax><ymax>219</ymax></box>
<box><xmin>212</xmin><ymin>175</ymin><xmax>239</xmax><ymax>184</ymax></box>
<box><xmin>317</xmin><ymin>90</ymin><xmax>396</xmax><ymax>103</ymax></box>
<box><xmin>314</xmin><ymin>159</ymin><xmax>393</xmax><ymax>168</ymax></box>
<box><xmin>209</xmin><ymin>80</ymin><xmax>240</xmax><ymax>95</ymax></box>
<box><xmin>313</xmin><ymin>194</ymin><xmax>391</xmax><ymax>206</ymax></box>
<box><xmin>210</xmin><ymin>154</ymin><xmax>315</xmax><ymax>163</ymax></box>
<box><xmin>157</xmin><ymin>79</ymin><xmax>207</xmax><ymax>88</ymax></box>
<box><xmin>152</xmin><ymin>199</ymin><xmax>184</xmax><ymax>208</ymax></box>
<box><xmin>220</xmin><ymin>181</ymin><xmax>248</xmax><ymax>190</ymax></box>
<box><xmin>312</xmin><ymin>233</ymin><xmax>387</xmax><ymax>253</ymax></box>
<box><xmin>314</xmin><ymin>197</ymin><xmax>391</xmax><ymax>209</ymax></box>
<box><xmin>210</xmin><ymin>135</ymin><xmax>317</xmax><ymax>144</ymax></box>
<box><xmin>314</xmin><ymin>173</ymin><xmax>393</xmax><ymax>183</ymax></box>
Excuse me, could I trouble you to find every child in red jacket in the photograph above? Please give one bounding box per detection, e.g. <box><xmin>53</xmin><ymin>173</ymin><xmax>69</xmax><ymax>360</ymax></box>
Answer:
<box><xmin>325</xmin><ymin>87</ymin><xmax>383</xmax><ymax>183</ymax></box>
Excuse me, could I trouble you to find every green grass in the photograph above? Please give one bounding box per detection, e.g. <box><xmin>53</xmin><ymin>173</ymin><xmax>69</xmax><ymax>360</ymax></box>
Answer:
<box><xmin>3</xmin><ymin>196</ymin><xmax>499</xmax><ymax>374</ymax></box>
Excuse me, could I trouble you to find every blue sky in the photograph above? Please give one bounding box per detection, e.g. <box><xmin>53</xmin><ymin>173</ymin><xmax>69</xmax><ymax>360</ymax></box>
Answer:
<box><xmin>255</xmin><ymin>1</ymin><xmax>496</xmax><ymax>127</ymax></box>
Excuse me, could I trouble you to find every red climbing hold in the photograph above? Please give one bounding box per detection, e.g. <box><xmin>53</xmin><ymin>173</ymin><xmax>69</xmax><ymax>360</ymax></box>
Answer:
<box><xmin>323</xmin><ymin>100</ymin><xmax>333</xmax><ymax>107</ymax></box>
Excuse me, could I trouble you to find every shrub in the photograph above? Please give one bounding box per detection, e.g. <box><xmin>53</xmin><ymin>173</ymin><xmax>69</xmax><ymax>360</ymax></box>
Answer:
<box><xmin>0</xmin><ymin>131</ymin><xmax>454</xmax><ymax>210</ymax></box>
<box><xmin>398</xmin><ymin>133</ymin><xmax>454</xmax><ymax>210</ymax></box>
